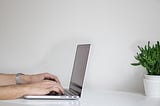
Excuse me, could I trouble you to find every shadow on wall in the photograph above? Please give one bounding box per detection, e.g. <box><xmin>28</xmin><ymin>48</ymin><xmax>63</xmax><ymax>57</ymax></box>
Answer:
<box><xmin>127</xmin><ymin>40</ymin><xmax>149</xmax><ymax>94</ymax></box>
<box><xmin>25</xmin><ymin>37</ymin><xmax>93</xmax><ymax>87</ymax></box>
<box><xmin>122</xmin><ymin>67</ymin><xmax>147</xmax><ymax>95</ymax></box>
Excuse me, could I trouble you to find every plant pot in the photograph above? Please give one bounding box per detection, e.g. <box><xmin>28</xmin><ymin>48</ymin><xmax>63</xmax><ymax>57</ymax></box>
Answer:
<box><xmin>144</xmin><ymin>75</ymin><xmax>160</xmax><ymax>97</ymax></box>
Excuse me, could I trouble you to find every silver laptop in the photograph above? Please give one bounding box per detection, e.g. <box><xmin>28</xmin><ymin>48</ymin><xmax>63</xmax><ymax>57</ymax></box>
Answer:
<box><xmin>24</xmin><ymin>44</ymin><xmax>90</xmax><ymax>100</ymax></box>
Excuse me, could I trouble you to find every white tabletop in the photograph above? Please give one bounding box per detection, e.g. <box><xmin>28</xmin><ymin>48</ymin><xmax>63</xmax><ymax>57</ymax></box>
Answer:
<box><xmin>0</xmin><ymin>89</ymin><xmax>160</xmax><ymax>106</ymax></box>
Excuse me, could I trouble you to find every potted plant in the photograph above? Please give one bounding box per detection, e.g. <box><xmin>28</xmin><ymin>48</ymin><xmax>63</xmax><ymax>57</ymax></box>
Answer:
<box><xmin>131</xmin><ymin>41</ymin><xmax>160</xmax><ymax>97</ymax></box>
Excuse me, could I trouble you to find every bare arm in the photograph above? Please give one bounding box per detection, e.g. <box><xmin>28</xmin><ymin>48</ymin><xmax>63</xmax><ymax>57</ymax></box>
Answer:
<box><xmin>0</xmin><ymin>85</ymin><xmax>26</xmax><ymax>100</ymax></box>
<box><xmin>0</xmin><ymin>73</ymin><xmax>60</xmax><ymax>86</ymax></box>
<box><xmin>0</xmin><ymin>73</ymin><xmax>16</xmax><ymax>86</ymax></box>
<box><xmin>0</xmin><ymin>80</ymin><xmax>64</xmax><ymax>100</ymax></box>
<box><xmin>0</xmin><ymin>73</ymin><xmax>64</xmax><ymax>100</ymax></box>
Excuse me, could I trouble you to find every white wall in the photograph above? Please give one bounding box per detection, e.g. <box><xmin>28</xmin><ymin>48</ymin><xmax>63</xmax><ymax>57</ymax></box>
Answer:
<box><xmin>0</xmin><ymin>0</ymin><xmax>160</xmax><ymax>93</ymax></box>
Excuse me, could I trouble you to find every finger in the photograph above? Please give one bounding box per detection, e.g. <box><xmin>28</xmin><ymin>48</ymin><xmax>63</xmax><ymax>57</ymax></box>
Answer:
<box><xmin>49</xmin><ymin>87</ymin><xmax>61</xmax><ymax>94</ymax></box>
<box><xmin>59</xmin><ymin>84</ymin><xmax>64</xmax><ymax>94</ymax></box>
<box><xmin>44</xmin><ymin>73</ymin><xmax>61</xmax><ymax>83</ymax></box>
<box><xmin>48</xmin><ymin>74</ymin><xmax>60</xmax><ymax>83</ymax></box>
<box><xmin>42</xmin><ymin>80</ymin><xmax>57</xmax><ymax>88</ymax></box>
<box><xmin>44</xmin><ymin>81</ymin><xmax>64</xmax><ymax>93</ymax></box>
<box><xmin>54</xmin><ymin>84</ymin><xmax>64</xmax><ymax>94</ymax></box>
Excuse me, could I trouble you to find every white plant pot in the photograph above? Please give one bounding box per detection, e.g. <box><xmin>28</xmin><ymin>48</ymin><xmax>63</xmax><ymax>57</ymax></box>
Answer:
<box><xmin>144</xmin><ymin>75</ymin><xmax>160</xmax><ymax>97</ymax></box>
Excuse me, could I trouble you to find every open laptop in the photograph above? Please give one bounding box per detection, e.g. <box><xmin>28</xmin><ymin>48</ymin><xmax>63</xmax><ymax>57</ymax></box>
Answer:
<box><xmin>24</xmin><ymin>44</ymin><xmax>91</xmax><ymax>100</ymax></box>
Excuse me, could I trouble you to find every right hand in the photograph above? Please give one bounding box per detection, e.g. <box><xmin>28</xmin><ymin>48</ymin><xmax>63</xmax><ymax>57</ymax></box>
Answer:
<box><xmin>23</xmin><ymin>80</ymin><xmax>64</xmax><ymax>96</ymax></box>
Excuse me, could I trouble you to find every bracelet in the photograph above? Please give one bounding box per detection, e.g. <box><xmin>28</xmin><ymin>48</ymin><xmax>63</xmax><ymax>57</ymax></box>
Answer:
<box><xmin>16</xmin><ymin>73</ymin><xmax>24</xmax><ymax>85</ymax></box>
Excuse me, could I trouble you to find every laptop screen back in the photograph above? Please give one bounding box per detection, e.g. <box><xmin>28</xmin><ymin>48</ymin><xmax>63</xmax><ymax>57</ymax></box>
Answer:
<box><xmin>69</xmin><ymin>44</ymin><xmax>90</xmax><ymax>97</ymax></box>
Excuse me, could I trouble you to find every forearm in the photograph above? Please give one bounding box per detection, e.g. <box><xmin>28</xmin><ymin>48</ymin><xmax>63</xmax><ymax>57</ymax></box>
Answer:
<box><xmin>0</xmin><ymin>85</ymin><xmax>27</xmax><ymax>100</ymax></box>
<box><xmin>0</xmin><ymin>73</ymin><xmax>16</xmax><ymax>86</ymax></box>
<box><xmin>0</xmin><ymin>73</ymin><xmax>32</xmax><ymax>86</ymax></box>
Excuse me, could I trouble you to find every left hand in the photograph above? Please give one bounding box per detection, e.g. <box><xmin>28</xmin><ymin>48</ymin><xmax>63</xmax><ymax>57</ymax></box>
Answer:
<box><xmin>21</xmin><ymin>73</ymin><xmax>61</xmax><ymax>84</ymax></box>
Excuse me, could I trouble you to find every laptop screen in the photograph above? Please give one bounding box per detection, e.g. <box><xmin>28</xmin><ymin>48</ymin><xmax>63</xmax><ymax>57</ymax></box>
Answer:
<box><xmin>69</xmin><ymin>44</ymin><xmax>90</xmax><ymax>97</ymax></box>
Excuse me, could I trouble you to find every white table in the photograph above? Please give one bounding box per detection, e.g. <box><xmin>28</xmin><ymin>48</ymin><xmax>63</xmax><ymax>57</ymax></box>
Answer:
<box><xmin>0</xmin><ymin>89</ymin><xmax>160</xmax><ymax>106</ymax></box>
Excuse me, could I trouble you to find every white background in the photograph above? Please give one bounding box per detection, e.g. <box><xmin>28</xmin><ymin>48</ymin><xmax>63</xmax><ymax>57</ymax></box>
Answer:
<box><xmin>0</xmin><ymin>0</ymin><xmax>160</xmax><ymax>94</ymax></box>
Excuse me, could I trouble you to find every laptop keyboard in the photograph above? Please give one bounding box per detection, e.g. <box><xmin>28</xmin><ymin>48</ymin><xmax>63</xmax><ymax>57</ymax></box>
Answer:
<box><xmin>47</xmin><ymin>89</ymin><xmax>74</xmax><ymax>96</ymax></box>
<box><xmin>64</xmin><ymin>90</ymin><xmax>74</xmax><ymax>96</ymax></box>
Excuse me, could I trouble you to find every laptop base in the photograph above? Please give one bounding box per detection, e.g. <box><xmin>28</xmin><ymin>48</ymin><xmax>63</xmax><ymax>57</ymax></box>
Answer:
<box><xmin>24</xmin><ymin>95</ymin><xmax>79</xmax><ymax>100</ymax></box>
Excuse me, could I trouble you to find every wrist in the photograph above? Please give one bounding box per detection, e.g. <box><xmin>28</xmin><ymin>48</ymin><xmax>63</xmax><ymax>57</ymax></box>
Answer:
<box><xmin>16</xmin><ymin>74</ymin><xmax>32</xmax><ymax>84</ymax></box>
<box><xmin>16</xmin><ymin>84</ymin><xmax>32</xmax><ymax>97</ymax></box>
<box><xmin>16</xmin><ymin>73</ymin><xmax>24</xmax><ymax>84</ymax></box>
<box><xmin>21</xmin><ymin>85</ymin><xmax>31</xmax><ymax>96</ymax></box>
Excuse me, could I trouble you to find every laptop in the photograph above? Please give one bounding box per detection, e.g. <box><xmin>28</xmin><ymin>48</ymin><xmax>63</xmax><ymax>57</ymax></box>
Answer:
<box><xmin>24</xmin><ymin>44</ymin><xmax>91</xmax><ymax>100</ymax></box>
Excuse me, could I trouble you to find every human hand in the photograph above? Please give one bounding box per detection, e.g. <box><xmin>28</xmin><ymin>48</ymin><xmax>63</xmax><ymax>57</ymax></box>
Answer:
<box><xmin>23</xmin><ymin>80</ymin><xmax>64</xmax><ymax>96</ymax></box>
<box><xmin>21</xmin><ymin>73</ymin><xmax>61</xmax><ymax>84</ymax></box>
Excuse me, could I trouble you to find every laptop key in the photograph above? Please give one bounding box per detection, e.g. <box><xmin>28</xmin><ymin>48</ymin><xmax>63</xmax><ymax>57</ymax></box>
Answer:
<box><xmin>64</xmin><ymin>90</ymin><xmax>74</xmax><ymax>96</ymax></box>
<box><xmin>47</xmin><ymin>91</ymin><xmax>63</xmax><ymax>96</ymax></box>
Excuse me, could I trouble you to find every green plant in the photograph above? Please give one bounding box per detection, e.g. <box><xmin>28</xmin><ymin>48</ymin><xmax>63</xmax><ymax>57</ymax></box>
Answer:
<box><xmin>131</xmin><ymin>41</ymin><xmax>160</xmax><ymax>75</ymax></box>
